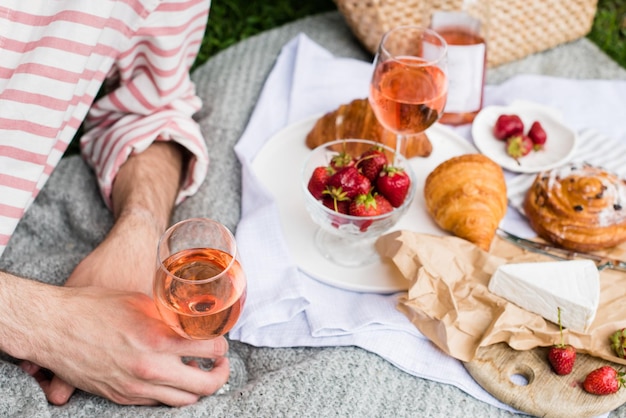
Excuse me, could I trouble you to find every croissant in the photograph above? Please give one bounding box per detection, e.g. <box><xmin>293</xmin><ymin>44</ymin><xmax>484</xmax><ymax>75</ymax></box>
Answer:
<box><xmin>305</xmin><ymin>98</ymin><xmax>433</xmax><ymax>158</ymax></box>
<box><xmin>523</xmin><ymin>162</ymin><xmax>626</xmax><ymax>252</ymax></box>
<box><xmin>424</xmin><ymin>154</ymin><xmax>508</xmax><ymax>251</ymax></box>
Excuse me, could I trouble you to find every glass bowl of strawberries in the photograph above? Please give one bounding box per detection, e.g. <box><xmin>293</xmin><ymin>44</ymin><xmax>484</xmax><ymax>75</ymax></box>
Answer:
<box><xmin>301</xmin><ymin>139</ymin><xmax>416</xmax><ymax>267</ymax></box>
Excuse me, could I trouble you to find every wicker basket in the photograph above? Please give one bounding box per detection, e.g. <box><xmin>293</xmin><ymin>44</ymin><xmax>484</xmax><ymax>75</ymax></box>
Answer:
<box><xmin>334</xmin><ymin>0</ymin><xmax>599</xmax><ymax>67</ymax></box>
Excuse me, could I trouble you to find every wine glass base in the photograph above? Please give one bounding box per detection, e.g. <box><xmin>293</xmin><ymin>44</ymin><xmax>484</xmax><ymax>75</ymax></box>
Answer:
<box><xmin>182</xmin><ymin>356</ymin><xmax>215</xmax><ymax>371</ymax></box>
<box><xmin>182</xmin><ymin>347</ymin><xmax>248</xmax><ymax>395</ymax></box>
<box><xmin>314</xmin><ymin>228</ymin><xmax>380</xmax><ymax>268</ymax></box>
<box><xmin>182</xmin><ymin>356</ymin><xmax>230</xmax><ymax>394</ymax></box>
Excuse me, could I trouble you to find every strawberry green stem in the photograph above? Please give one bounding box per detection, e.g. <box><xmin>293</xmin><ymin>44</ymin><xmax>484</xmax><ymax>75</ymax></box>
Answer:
<box><xmin>557</xmin><ymin>307</ymin><xmax>564</xmax><ymax>347</ymax></box>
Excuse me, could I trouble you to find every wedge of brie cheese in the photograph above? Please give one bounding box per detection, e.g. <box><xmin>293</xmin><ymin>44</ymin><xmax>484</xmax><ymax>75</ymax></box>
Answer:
<box><xmin>488</xmin><ymin>259</ymin><xmax>600</xmax><ymax>333</ymax></box>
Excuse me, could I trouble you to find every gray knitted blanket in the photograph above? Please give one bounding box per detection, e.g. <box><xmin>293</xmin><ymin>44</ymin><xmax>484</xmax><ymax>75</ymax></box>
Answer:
<box><xmin>1</xmin><ymin>11</ymin><xmax>626</xmax><ymax>418</ymax></box>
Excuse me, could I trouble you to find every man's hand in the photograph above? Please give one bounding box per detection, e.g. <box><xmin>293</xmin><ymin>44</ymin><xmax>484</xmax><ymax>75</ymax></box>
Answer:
<box><xmin>2</xmin><ymin>275</ymin><xmax>230</xmax><ymax>406</ymax></box>
<box><xmin>22</xmin><ymin>210</ymin><xmax>167</xmax><ymax>403</ymax></box>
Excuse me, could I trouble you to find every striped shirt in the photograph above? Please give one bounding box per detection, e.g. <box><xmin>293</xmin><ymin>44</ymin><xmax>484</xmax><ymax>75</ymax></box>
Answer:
<box><xmin>0</xmin><ymin>0</ymin><xmax>211</xmax><ymax>258</ymax></box>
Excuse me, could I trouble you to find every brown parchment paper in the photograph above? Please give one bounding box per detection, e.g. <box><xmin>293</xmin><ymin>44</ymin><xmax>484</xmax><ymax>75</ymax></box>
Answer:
<box><xmin>376</xmin><ymin>230</ymin><xmax>626</xmax><ymax>364</ymax></box>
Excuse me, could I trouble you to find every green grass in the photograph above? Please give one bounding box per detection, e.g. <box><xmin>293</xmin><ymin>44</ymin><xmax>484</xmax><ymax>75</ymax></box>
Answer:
<box><xmin>195</xmin><ymin>0</ymin><xmax>626</xmax><ymax>70</ymax></box>
<box><xmin>587</xmin><ymin>0</ymin><xmax>626</xmax><ymax>68</ymax></box>
<box><xmin>192</xmin><ymin>0</ymin><xmax>335</xmax><ymax>70</ymax></box>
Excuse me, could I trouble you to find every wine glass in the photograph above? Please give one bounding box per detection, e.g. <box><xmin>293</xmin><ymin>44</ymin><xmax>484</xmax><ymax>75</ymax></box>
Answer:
<box><xmin>153</xmin><ymin>218</ymin><xmax>247</xmax><ymax>370</ymax></box>
<box><xmin>369</xmin><ymin>25</ymin><xmax>448</xmax><ymax>157</ymax></box>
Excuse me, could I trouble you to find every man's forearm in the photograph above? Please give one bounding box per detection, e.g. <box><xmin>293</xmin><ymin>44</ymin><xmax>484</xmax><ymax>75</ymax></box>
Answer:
<box><xmin>111</xmin><ymin>140</ymin><xmax>186</xmax><ymax>232</ymax></box>
<box><xmin>64</xmin><ymin>141</ymin><xmax>187</xmax><ymax>294</ymax></box>
<box><xmin>0</xmin><ymin>270</ymin><xmax>63</xmax><ymax>361</ymax></box>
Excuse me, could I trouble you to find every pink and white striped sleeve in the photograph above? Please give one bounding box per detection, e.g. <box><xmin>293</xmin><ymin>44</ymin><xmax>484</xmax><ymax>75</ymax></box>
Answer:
<box><xmin>80</xmin><ymin>0</ymin><xmax>211</xmax><ymax>208</ymax></box>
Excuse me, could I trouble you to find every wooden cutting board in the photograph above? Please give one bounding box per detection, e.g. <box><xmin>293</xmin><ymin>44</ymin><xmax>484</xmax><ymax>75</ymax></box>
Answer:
<box><xmin>464</xmin><ymin>343</ymin><xmax>626</xmax><ymax>418</ymax></box>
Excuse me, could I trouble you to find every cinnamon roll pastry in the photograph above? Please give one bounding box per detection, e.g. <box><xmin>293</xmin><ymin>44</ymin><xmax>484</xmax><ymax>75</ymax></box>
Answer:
<box><xmin>523</xmin><ymin>163</ymin><xmax>626</xmax><ymax>252</ymax></box>
<box><xmin>305</xmin><ymin>98</ymin><xmax>433</xmax><ymax>158</ymax></box>
<box><xmin>424</xmin><ymin>154</ymin><xmax>508</xmax><ymax>251</ymax></box>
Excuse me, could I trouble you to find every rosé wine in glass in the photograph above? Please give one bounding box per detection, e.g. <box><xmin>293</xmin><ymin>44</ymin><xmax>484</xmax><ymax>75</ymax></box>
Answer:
<box><xmin>369</xmin><ymin>26</ymin><xmax>448</xmax><ymax>157</ymax></box>
<box><xmin>154</xmin><ymin>247</ymin><xmax>246</xmax><ymax>340</ymax></box>
<box><xmin>153</xmin><ymin>218</ymin><xmax>247</xmax><ymax>372</ymax></box>
<box><xmin>370</xmin><ymin>57</ymin><xmax>447</xmax><ymax>134</ymax></box>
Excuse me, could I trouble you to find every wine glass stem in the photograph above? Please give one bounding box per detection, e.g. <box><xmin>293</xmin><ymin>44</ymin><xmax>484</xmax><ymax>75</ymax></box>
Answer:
<box><xmin>395</xmin><ymin>133</ymin><xmax>407</xmax><ymax>162</ymax></box>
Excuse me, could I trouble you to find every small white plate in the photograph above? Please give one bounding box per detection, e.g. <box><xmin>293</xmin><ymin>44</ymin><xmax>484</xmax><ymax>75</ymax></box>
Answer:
<box><xmin>251</xmin><ymin>116</ymin><xmax>477</xmax><ymax>293</ymax></box>
<box><xmin>472</xmin><ymin>101</ymin><xmax>578</xmax><ymax>174</ymax></box>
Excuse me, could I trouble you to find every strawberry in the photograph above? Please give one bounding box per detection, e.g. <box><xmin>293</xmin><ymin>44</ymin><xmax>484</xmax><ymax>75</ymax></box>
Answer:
<box><xmin>349</xmin><ymin>193</ymin><xmax>393</xmax><ymax>231</ymax></box>
<box><xmin>357</xmin><ymin>146</ymin><xmax>388</xmax><ymax>181</ymax></box>
<box><xmin>322</xmin><ymin>192</ymin><xmax>350</xmax><ymax>228</ymax></box>
<box><xmin>547</xmin><ymin>308</ymin><xmax>576</xmax><ymax>375</ymax></box>
<box><xmin>528</xmin><ymin>121</ymin><xmax>547</xmax><ymax>150</ymax></box>
<box><xmin>330</xmin><ymin>151</ymin><xmax>354</xmax><ymax>169</ymax></box>
<box><xmin>322</xmin><ymin>194</ymin><xmax>349</xmax><ymax>214</ymax></box>
<box><xmin>307</xmin><ymin>166</ymin><xmax>334</xmax><ymax>200</ymax></box>
<box><xmin>349</xmin><ymin>193</ymin><xmax>393</xmax><ymax>217</ymax></box>
<box><xmin>506</xmin><ymin>135</ymin><xmax>533</xmax><ymax>161</ymax></box>
<box><xmin>583</xmin><ymin>366</ymin><xmax>625</xmax><ymax>395</ymax></box>
<box><xmin>548</xmin><ymin>345</ymin><xmax>576</xmax><ymax>375</ymax></box>
<box><xmin>327</xmin><ymin>166</ymin><xmax>371</xmax><ymax>199</ymax></box>
<box><xmin>493</xmin><ymin>114</ymin><xmax>524</xmax><ymax>140</ymax></box>
<box><xmin>376</xmin><ymin>165</ymin><xmax>411</xmax><ymax>208</ymax></box>
<box><xmin>372</xmin><ymin>194</ymin><xmax>393</xmax><ymax>214</ymax></box>
<box><xmin>610</xmin><ymin>328</ymin><xmax>626</xmax><ymax>359</ymax></box>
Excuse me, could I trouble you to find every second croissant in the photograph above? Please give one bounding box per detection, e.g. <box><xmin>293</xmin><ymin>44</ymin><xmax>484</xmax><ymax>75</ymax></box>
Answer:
<box><xmin>424</xmin><ymin>154</ymin><xmax>508</xmax><ymax>251</ymax></box>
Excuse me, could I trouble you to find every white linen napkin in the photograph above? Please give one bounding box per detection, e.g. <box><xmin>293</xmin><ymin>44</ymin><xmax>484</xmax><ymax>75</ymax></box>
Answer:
<box><xmin>232</xmin><ymin>33</ymin><xmax>626</xmax><ymax>413</ymax></box>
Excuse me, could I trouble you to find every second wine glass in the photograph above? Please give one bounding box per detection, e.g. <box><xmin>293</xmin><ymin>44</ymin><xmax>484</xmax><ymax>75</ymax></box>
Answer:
<box><xmin>369</xmin><ymin>25</ymin><xmax>448</xmax><ymax>157</ymax></box>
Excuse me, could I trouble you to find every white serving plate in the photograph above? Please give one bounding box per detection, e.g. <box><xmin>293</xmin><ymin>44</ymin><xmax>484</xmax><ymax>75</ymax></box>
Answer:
<box><xmin>251</xmin><ymin>117</ymin><xmax>476</xmax><ymax>293</ymax></box>
<box><xmin>472</xmin><ymin>101</ymin><xmax>578</xmax><ymax>174</ymax></box>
